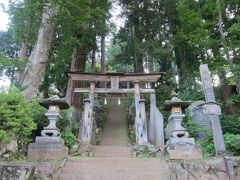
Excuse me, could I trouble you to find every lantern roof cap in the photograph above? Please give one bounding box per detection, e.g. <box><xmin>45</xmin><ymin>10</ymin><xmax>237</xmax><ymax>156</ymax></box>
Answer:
<box><xmin>38</xmin><ymin>95</ymin><xmax>70</xmax><ymax>109</ymax></box>
<box><xmin>163</xmin><ymin>96</ymin><xmax>191</xmax><ymax>111</ymax></box>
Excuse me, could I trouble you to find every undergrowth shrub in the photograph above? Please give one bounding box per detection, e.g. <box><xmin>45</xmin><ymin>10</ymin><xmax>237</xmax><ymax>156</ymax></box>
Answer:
<box><xmin>61</xmin><ymin>129</ymin><xmax>78</xmax><ymax>148</ymax></box>
<box><xmin>184</xmin><ymin>108</ymin><xmax>240</xmax><ymax>156</ymax></box>
<box><xmin>221</xmin><ymin>115</ymin><xmax>240</xmax><ymax>135</ymax></box>
<box><xmin>28</xmin><ymin>99</ymin><xmax>48</xmax><ymax>136</ymax></box>
<box><xmin>0</xmin><ymin>87</ymin><xmax>36</xmax><ymax>144</ymax></box>
<box><xmin>224</xmin><ymin>133</ymin><xmax>240</xmax><ymax>155</ymax></box>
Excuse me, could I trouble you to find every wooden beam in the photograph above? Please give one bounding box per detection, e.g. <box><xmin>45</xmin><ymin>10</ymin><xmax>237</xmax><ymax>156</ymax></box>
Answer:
<box><xmin>74</xmin><ymin>88</ymin><xmax>155</xmax><ymax>94</ymax></box>
<box><xmin>67</xmin><ymin>72</ymin><xmax>164</xmax><ymax>82</ymax></box>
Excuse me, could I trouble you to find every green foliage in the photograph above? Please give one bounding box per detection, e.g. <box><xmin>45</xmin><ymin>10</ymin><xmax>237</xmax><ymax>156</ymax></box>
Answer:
<box><xmin>184</xmin><ymin>107</ymin><xmax>240</xmax><ymax>156</ymax></box>
<box><xmin>224</xmin><ymin>133</ymin><xmax>240</xmax><ymax>155</ymax></box>
<box><xmin>0</xmin><ymin>87</ymin><xmax>36</xmax><ymax>144</ymax></box>
<box><xmin>61</xmin><ymin>129</ymin><xmax>78</xmax><ymax>148</ymax></box>
<box><xmin>56</xmin><ymin>108</ymin><xmax>79</xmax><ymax>147</ymax></box>
<box><xmin>0</xmin><ymin>30</ymin><xmax>20</xmax><ymax>58</ymax></box>
<box><xmin>109</xmin><ymin>0</ymin><xmax>174</xmax><ymax>73</ymax></box>
<box><xmin>0</xmin><ymin>30</ymin><xmax>24</xmax><ymax>82</ymax></box>
<box><xmin>57</xmin><ymin>108</ymin><xmax>74</xmax><ymax>131</ymax></box>
<box><xmin>221</xmin><ymin>115</ymin><xmax>240</xmax><ymax>135</ymax></box>
<box><xmin>8</xmin><ymin>0</ymin><xmax>43</xmax><ymax>45</ymax></box>
<box><xmin>184</xmin><ymin>108</ymin><xmax>215</xmax><ymax>156</ymax></box>
<box><xmin>0</xmin><ymin>56</ymin><xmax>26</xmax><ymax>73</ymax></box>
<box><xmin>28</xmin><ymin>99</ymin><xmax>48</xmax><ymax>136</ymax></box>
<box><xmin>197</xmin><ymin>137</ymin><xmax>215</xmax><ymax>156</ymax></box>
<box><xmin>178</xmin><ymin>77</ymin><xmax>204</xmax><ymax>101</ymax></box>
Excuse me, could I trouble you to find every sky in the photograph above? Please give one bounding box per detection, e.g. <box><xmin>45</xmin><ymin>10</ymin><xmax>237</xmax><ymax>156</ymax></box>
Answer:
<box><xmin>0</xmin><ymin>0</ymin><xmax>9</xmax><ymax>31</ymax></box>
<box><xmin>0</xmin><ymin>0</ymin><xmax>10</xmax><ymax>90</ymax></box>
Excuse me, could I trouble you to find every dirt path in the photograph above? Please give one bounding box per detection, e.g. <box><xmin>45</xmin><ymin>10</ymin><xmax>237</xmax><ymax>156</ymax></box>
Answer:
<box><xmin>94</xmin><ymin>97</ymin><xmax>131</xmax><ymax>158</ymax></box>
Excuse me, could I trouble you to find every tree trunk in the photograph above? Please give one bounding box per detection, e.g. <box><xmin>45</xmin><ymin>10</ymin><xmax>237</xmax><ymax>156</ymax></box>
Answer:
<box><xmin>236</xmin><ymin>77</ymin><xmax>240</xmax><ymax>94</ymax></box>
<box><xmin>216</xmin><ymin>0</ymin><xmax>232</xmax><ymax>63</ymax></box>
<box><xmin>219</xmin><ymin>73</ymin><xmax>236</xmax><ymax>115</ymax></box>
<box><xmin>136</xmin><ymin>57</ymin><xmax>144</xmax><ymax>73</ymax></box>
<box><xmin>70</xmin><ymin>47</ymin><xmax>87</xmax><ymax>109</ymax></box>
<box><xmin>19</xmin><ymin>42</ymin><xmax>28</xmax><ymax>61</ymax></box>
<box><xmin>16</xmin><ymin>42</ymin><xmax>28</xmax><ymax>86</ymax></box>
<box><xmin>20</xmin><ymin>4</ymin><xmax>57</xmax><ymax>99</ymax></box>
<box><xmin>147</xmin><ymin>49</ymin><xmax>154</xmax><ymax>87</ymax></box>
<box><xmin>147</xmin><ymin>49</ymin><xmax>154</xmax><ymax>73</ymax></box>
<box><xmin>101</xmin><ymin>35</ymin><xmax>106</xmax><ymax>73</ymax></box>
<box><xmin>92</xmin><ymin>48</ymin><xmax>96</xmax><ymax>73</ymax></box>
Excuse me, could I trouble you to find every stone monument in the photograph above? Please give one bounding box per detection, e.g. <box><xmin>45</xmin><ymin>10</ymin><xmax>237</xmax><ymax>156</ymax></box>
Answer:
<box><xmin>164</xmin><ymin>96</ymin><xmax>203</xmax><ymax>160</ymax></box>
<box><xmin>27</xmin><ymin>95</ymin><xmax>69</xmax><ymax>160</ymax></box>
<box><xmin>189</xmin><ymin>101</ymin><xmax>211</xmax><ymax>139</ymax></box>
<box><xmin>199</xmin><ymin>64</ymin><xmax>226</xmax><ymax>156</ymax></box>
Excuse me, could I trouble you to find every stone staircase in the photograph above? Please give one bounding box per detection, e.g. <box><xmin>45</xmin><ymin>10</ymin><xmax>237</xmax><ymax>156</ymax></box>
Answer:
<box><xmin>53</xmin><ymin>98</ymin><xmax>172</xmax><ymax>180</ymax></box>
<box><xmin>53</xmin><ymin>157</ymin><xmax>171</xmax><ymax>180</ymax></box>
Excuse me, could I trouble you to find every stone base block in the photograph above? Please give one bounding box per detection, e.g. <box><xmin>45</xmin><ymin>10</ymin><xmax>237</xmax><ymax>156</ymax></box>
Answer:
<box><xmin>166</xmin><ymin>142</ymin><xmax>203</xmax><ymax>160</ymax></box>
<box><xmin>27</xmin><ymin>136</ymin><xmax>68</xmax><ymax>160</ymax></box>
<box><xmin>78</xmin><ymin>144</ymin><xmax>94</xmax><ymax>157</ymax></box>
<box><xmin>169</xmin><ymin>137</ymin><xmax>195</xmax><ymax>145</ymax></box>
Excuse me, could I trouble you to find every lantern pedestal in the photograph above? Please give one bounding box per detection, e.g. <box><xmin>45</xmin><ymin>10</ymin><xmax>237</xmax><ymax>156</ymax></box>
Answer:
<box><xmin>27</xmin><ymin>136</ymin><xmax>68</xmax><ymax>160</ymax></box>
<box><xmin>166</xmin><ymin>139</ymin><xmax>202</xmax><ymax>160</ymax></box>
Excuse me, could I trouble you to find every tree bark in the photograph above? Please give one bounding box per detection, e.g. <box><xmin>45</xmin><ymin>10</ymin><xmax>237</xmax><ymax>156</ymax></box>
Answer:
<box><xmin>92</xmin><ymin>48</ymin><xmax>96</xmax><ymax>73</ymax></box>
<box><xmin>20</xmin><ymin>4</ymin><xmax>57</xmax><ymax>99</ymax></box>
<box><xmin>236</xmin><ymin>77</ymin><xmax>240</xmax><ymax>94</ymax></box>
<box><xmin>136</xmin><ymin>57</ymin><xmax>144</xmax><ymax>73</ymax></box>
<box><xmin>16</xmin><ymin>42</ymin><xmax>28</xmax><ymax>86</ymax></box>
<box><xmin>70</xmin><ymin>47</ymin><xmax>87</xmax><ymax>109</ymax></box>
<box><xmin>101</xmin><ymin>35</ymin><xmax>106</xmax><ymax>73</ymax></box>
<box><xmin>216</xmin><ymin>0</ymin><xmax>232</xmax><ymax>63</ymax></box>
<box><xmin>147</xmin><ymin>49</ymin><xmax>154</xmax><ymax>87</ymax></box>
<box><xmin>147</xmin><ymin>49</ymin><xmax>154</xmax><ymax>73</ymax></box>
<box><xmin>219</xmin><ymin>73</ymin><xmax>236</xmax><ymax>115</ymax></box>
<box><xmin>19</xmin><ymin>42</ymin><xmax>28</xmax><ymax>61</ymax></box>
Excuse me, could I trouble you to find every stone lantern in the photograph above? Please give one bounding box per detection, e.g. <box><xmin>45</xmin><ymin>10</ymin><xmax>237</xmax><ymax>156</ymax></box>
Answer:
<box><xmin>28</xmin><ymin>95</ymin><xmax>69</xmax><ymax>160</ymax></box>
<box><xmin>164</xmin><ymin>96</ymin><xmax>202</xmax><ymax>159</ymax></box>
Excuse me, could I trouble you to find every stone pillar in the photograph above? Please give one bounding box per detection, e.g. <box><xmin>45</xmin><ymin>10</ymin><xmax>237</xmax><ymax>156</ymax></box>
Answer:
<box><xmin>139</xmin><ymin>99</ymin><xmax>148</xmax><ymax>144</ymax></box>
<box><xmin>200</xmin><ymin>64</ymin><xmax>226</xmax><ymax>156</ymax></box>
<box><xmin>133</xmin><ymin>81</ymin><xmax>148</xmax><ymax>145</ymax></box>
<box><xmin>149</xmin><ymin>93</ymin><xmax>156</xmax><ymax>144</ymax></box>
<box><xmin>148</xmin><ymin>93</ymin><xmax>165</xmax><ymax>150</ymax></box>
<box><xmin>78</xmin><ymin>81</ymin><xmax>96</xmax><ymax>156</ymax></box>
<box><xmin>80</xmin><ymin>99</ymin><xmax>91</xmax><ymax>143</ymax></box>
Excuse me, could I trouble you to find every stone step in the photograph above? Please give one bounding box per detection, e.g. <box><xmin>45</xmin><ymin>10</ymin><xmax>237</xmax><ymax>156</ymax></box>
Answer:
<box><xmin>53</xmin><ymin>157</ymin><xmax>171</xmax><ymax>180</ymax></box>
<box><xmin>57</xmin><ymin>169</ymin><xmax>167</xmax><ymax>175</ymax></box>
<box><xmin>94</xmin><ymin>145</ymin><xmax>131</xmax><ymax>158</ymax></box>
<box><xmin>53</xmin><ymin>173</ymin><xmax>170</xmax><ymax>180</ymax></box>
<box><xmin>67</xmin><ymin>157</ymin><xmax>167</xmax><ymax>165</ymax></box>
<box><xmin>60</xmin><ymin>166</ymin><xmax>167</xmax><ymax>173</ymax></box>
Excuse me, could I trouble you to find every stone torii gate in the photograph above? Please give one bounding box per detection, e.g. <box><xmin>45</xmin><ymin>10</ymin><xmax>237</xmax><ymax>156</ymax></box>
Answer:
<box><xmin>66</xmin><ymin>72</ymin><xmax>165</xmax><ymax>150</ymax></box>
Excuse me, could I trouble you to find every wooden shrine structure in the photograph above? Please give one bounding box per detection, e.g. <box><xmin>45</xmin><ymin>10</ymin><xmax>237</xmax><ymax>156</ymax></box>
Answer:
<box><xmin>66</xmin><ymin>72</ymin><xmax>165</xmax><ymax>149</ymax></box>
